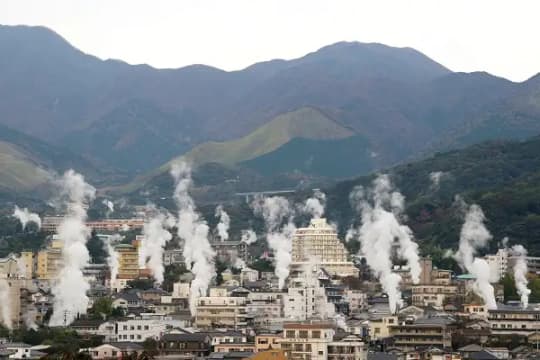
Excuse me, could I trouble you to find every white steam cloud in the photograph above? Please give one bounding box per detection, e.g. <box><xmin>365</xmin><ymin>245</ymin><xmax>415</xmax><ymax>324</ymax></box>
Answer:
<box><xmin>171</xmin><ymin>162</ymin><xmax>215</xmax><ymax>315</ymax></box>
<box><xmin>429</xmin><ymin>171</ymin><xmax>445</xmax><ymax>189</ymax></box>
<box><xmin>302</xmin><ymin>189</ymin><xmax>326</xmax><ymax>219</ymax></box>
<box><xmin>13</xmin><ymin>206</ymin><xmax>41</xmax><ymax>230</ymax></box>
<box><xmin>102</xmin><ymin>199</ymin><xmax>114</xmax><ymax>216</ymax></box>
<box><xmin>23</xmin><ymin>306</ymin><xmax>38</xmax><ymax>330</ymax></box>
<box><xmin>105</xmin><ymin>234</ymin><xmax>123</xmax><ymax>287</ymax></box>
<box><xmin>454</xmin><ymin>198</ymin><xmax>497</xmax><ymax>309</ymax></box>
<box><xmin>240</xmin><ymin>229</ymin><xmax>257</xmax><ymax>245</ymax></box>
<box><xmin>349</xmin><ymin>175</ymin><xmax>421</xmax><ymax>313</ymax></box>
<box><xmin>215</xmin><ymin>205</ymin><xmax>230</xmax><ymax>241</ymax></box>
<box><xmin>252</xmin><ymin>196</ymin><xmax>296</xmax><ymax>289</ymax></box>
<box><xmin>512</xmin><ymin>245</ymin><xmax>531</xmax><ymax>309</ymax></box>
<box><xmin>0</xmin><ymin>279</ymin><xmax>12</xmax><ymax>329</ymax></box>
<box><xmin>49</xmin><ymin>170</ymin><xmax>96</xmax><ymax>326</ymax></box>
<box><xmin>140</xmin><ymin>212</ymin><xmax>175</xmax><ymax>284</ymax></box>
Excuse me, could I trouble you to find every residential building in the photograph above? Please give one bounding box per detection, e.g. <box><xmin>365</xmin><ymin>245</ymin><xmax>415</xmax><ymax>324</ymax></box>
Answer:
<box><xmin>488</xmin><ymin>303</ymin><xmax>540</xmax><ymax>336</ymax></box>
<box><xmin>389</xmin><ymin>317</ymin><xmax>453</xmax><ymax>351</ymax></box>
<box><xmin>36</xmin><ymin>239</ymin><xmax>63</xmax><ymax>279</ymax></box>
<box><xmin>485</xmin><ymin>249</ymin><xmax>509</xmax><ymax>283</ymax></box>
<box><xmin>411</xmin><ymin>284</ymin><xmax>459</xmax><ymax>308</ymax></box>
<box><xmin>328</xmin><ymin>334</ymin><xmax>367</xmax><ymax>360</ymax></box>
<box><xmin>42</xmin><ymin>216</ymin><xmax>144</xmax><ymax>233</ymax></box>
<box><xmin>280</xmin><ymin>322</ymin><xmax>336</xmax><ymax>360</ymax></box>
<box><xmin>160</xmin><ymin>333</ymin><xmax>212</xmax><ymax>358</ymax></box>
<box><xmin>110</xmin><ymin>242</ymin><xmax>141</xmax><ymax>291</ymax></box>
<box><xmin>280</xmin><ymin>322</ymin><xmax>367</xmax><ymax>360</ymax></box>
<box><xmin>212</xmin><ymin>241</ymin><xmax>248</xmax><ymax>263</ymax></box>
<box><xmin>82</xmin><ymin>342</ymin><xmax>144</xmax><ymax>360</ymax></box>
<box><xmin>255</xmin><ymin>334</ymin><xmax>282</xmax><ymax>352</ymax></box>
<box><xmin>369</xmin><ymin>316</ymin><xmax>398</xmax><ymax>340</ymax></box>
<box><xmin>291</xmin><ymin>218</ymin><xmax>358</xmax><ymax>277</ymax></box>
<box><xmin>195</xmin><ymin>288</ymin><xmax>249</xmax><ymax>329</ymax></box>
<box><xmin>283</xmin><ymin>264</ymin><xmax>335</xmax><ymax>321</ymax></box>
<box><xmin>163</xmin><ymin>249</ymin><xmax>184</xmax><ymax>266</ymax></box>
<box><xmin>214</xmin><ymin>342</ymin><xmax>256</xmax><ymax>353</ymax></box>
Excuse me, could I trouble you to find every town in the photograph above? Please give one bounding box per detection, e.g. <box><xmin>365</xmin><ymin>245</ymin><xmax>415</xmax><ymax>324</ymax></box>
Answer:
<box><xmin>1</xmin><ymin>170</ymin><xmax>540</xmax><ymax>360</ymax></box>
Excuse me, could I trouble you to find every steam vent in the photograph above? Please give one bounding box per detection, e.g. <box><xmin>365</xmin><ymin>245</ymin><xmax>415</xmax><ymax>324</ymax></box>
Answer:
<box><xmin>291</xmin><ymin>218</ymin><xmax>358</xmax><ymax>277</ymax></box>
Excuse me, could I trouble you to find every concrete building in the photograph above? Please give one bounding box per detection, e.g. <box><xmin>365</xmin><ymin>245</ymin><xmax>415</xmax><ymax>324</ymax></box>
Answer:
<box><xmin>284</xmin><ymin>264</ymin><xmax>335</xmax><ymax>321</ymax></box>
<box><xmin>255</xmin><ymin>334</ymin><xmax>282</xmax><ymax>352</ymax></box>
<box><xmin>36</xmin><ymin>239</ymin><xmax>63</xmax><ymax>279</ymax></box>
<box><xmin>195</xmin><ymin>287</ymin><xmax>249</xmax><ymax>329</ymax></box>
<box><xmin>281</xmin><ymin>322</ymin><xmax>367</xmax><ymax>360</ymax></box>
<box><xmin>369</xmin><ymin>316</ymin><xmax>398</xmax><ymax>340</ymax></box>
<box><xmin>389</xmin><ymin>317</ymin><xmax>453</xmax><ymax>351</ymax></box>
<box><xmin>42</xmin><ymin>216</ymin><xmax>144</xmax><ymax>233</ymax></box>
<box><xmin>291</xmin><ymin>218</ymin><xmax>358</xmax><ymax>277</ymax></box>
<box><xmin>281</xmin><ymin>322</ymin><xmax>336</xmax><ymax>360</ymax></box>
<box><xmin>212</xmin><ymin>241</ymin><xmax>248</xmax><ymax>263</ymax></box>
<box><xmin>110</xmin><ymin>242</ymin><xmax>141</xmax><ymax>291</ymax></box>
<box><xmin>163</xmin><ymin>249</ymin><xmax>184</xmax><ymax>266</ymax></box>
<box><xmin>488</xmin><ymin>303</ymin><xmax>540</xmax><ymax>336</ymax></box>
<box><xmin>485</xmin><ymin>248</ymin><xmax>509</xmax><ymax>282</ymax></box>
<box><xmin>82</xmin><ymin>342</ymin><xmax>144</xmax><ymax>360</ymax></box>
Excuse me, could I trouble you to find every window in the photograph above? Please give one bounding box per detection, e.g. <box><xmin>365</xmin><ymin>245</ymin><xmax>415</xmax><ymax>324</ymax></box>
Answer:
<box><xmin>312</xmin><ymin>331</ymin><xmax>321</xmax><ymax>339</ymax></box>
<box><xmin>144</xmin><ymin>325</ymin><xmax>149</xmax><ymax>330</ymax></box>
<box><xmin>286</xmin><ymin>330</ymin><xmax>295</xmax><ymax>338</ymax></box>
<box><xmin>123</xmin><ymin>325</ymin><xmax>128</xmax><ymax>330</ymax></box>
<box><xmin>137</xmin><ymin>325</ymin><xmax>142</xmax><ymax>330</ymax></box>
<box><xmin>112</xmin><ymin>351</ymin><xmax>117</xmax><ymax>356</ymax></box>
<box><xmin>299</xmin><ymin>330</ymin><xmax>308</xmax><ymax>339</ymax></box>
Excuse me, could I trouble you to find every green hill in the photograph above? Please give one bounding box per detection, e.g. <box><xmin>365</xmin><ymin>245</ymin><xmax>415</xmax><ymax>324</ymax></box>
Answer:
<box><xmin>0</xmin><ymin>123</ymin><xmax>102</xmax><ymax>196</ymax></box>
<box><xmin>324</xmin><ymin>135</ymin><xmax>540</xmax><ymax>256</ymax></box>
<box><xmin>178</xmin><ymin>107</ymin><xmax>355</xmax><ymax>166</ymax></box>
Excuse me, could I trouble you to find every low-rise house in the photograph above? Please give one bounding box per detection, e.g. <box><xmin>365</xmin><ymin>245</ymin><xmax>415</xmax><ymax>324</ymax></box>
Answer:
<box><xmin>255</xmin><ymin>333</ymin><xmax>281</xmax><ymax>352</ymax></box>
<box><xmin>214</xmin><ymin>342</ymin><xmax>256</xmax><ymax>353</ymax></box>
<box><xmin>0</xmin><ymin>343</ymin><xmax>46</xmax><ymax>360</ymax></box>
<box><xmin>160</xmin><ymin>333</ymin><xmax>212</xmax><ymax>357</ymax></box>
<box><xmin>82</xmin><ymin>342</ymin><xmax>144</xmax><ymax>360</ymax></box>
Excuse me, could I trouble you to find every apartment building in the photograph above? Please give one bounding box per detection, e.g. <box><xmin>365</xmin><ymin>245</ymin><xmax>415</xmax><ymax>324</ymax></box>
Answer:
<box><xmin>488</xmin><ymin>303</ymin><xmax>540</xmax><ymax>336</ymax></box>
<box><xmin>110</xmin><ymin>242</ymin><xmax>141</xmax><ymax>291</ymax></box>
<box><xmin>369</xmin><ymin>316</ymin><xmax>398</xmax><ymax>340</ymax></box>
<box><xmin>195</xmin><ymin>287</ymin><xmax>249</xmax><ymax>329</ymax></box>
<box><xmin>389</xmin><ymin>317</ymin><xmax>453</xmax><ymax>351</ymax></box>
<box><xmin>211</xmin><ymin>240</ymin><xmax>248</xmax><ymax>263</ymax></box>
<box><xmin>36</xmin><ymin>240</ymin><xmax>63</xmax><ymax>279</ymax></box>
<box><xmin>327</xmin><ymin>334</ymin><xmax>367</xmax><ymax>360</ymax></box>
<box><xmin>411</xmin><ymin>284</ymin><xmax>459</xmax><ymax>308</ymax></box>
<box><xmin>281</xmin><ymin>322</ymin><xmax>336</xmax><ymax>360</ymax></box>
<box><xmin>255</xmin><ymin>334</ymin><xmax>282</xmax><ymax>352</ymax></box>
<box><xmin>280</xmin><ymin>322</ymin><xmax>367</xmax><ymax>360</ymax></box>
<box><xmin>284</xmin><ymin>265</ymin><xmax>335</xmax><ymax>321</ymax></box>
<box><xmin>291</xmin><ymin>218</ymin><xmax>358</xmax><ymax>277</ymax></box>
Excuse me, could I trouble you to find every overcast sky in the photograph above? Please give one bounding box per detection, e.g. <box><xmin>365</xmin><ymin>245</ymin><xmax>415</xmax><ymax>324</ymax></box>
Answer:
<box><xmin>2</xmin><ymin>0</ymin><xmax>539</xmax><ymax>82</ymax></box>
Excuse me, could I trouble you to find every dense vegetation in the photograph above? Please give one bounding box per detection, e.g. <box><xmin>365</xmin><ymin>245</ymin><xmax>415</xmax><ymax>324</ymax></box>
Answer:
<box><xmin>324</xmin><ymin>136</ymin><xmax>540</xmax><ymax>255</ymax></box>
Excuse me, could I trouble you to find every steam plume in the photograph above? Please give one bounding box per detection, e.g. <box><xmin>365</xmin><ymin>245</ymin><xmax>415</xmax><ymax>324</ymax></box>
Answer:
<box><xmin>23</xmin><ymin>306</ymin><xmax>38</xmax><ymax>330</ymax></box>
<box><xmin>454</xmin><ymin>199</ymin><xmax>497</xmax><ymax>309</ymax></box>
<box><xmin>350</xmin><ymin>175</ymin><xmax>421</xmax><ymax>313</ymax></box>
<box><xmin>49</xmin><ymin>170</ymin><xmax>96</xmax><ymax>326</ymax></box>
<box><xmin>102</xmin><ymin>199</ymin><xmax>114</xmax><ymax>216</ymax></box>
<box><xmin>240</xmin><ymin>229</ymin><xmax>257</xmax><ymax>245</ymax></box>
<box><xmin>215</xmin><ymin>205</ymin><xmax>230</xmax><ymax>241</ymax></box>
<box><xmin>140</xmin><ymin>212</ymin><xmax>175</xmax><ymax>284</ymax></box>
<box><xmin>429</xmin><ymin>171</ymin><xmax>445</xmax><ymax>189</ymax></box>
<box><xmin>105</xmin><ymin>234</ymin><xmax>122</xmax><ymax>287</ymax></box>
<box><xmin>252</xmin><ymin>196</ymin><xmax>295</xmax><ymax>289</ymax></box>
<box><xmin>0</xmin><ymin>279</ymin><xmax>12</xmax><ymax>329</ymax></box>
<box><xmin>512</xmin><ymin>245</ymin><xmax>531</xmax><ymax>309</ymax></box>
<box><xmin>350</xmin><ymin>175</ymin><xmax>421</xmax><ymax>312</ymax></box>
<box><xmin>13</xmin><ymin>206</ymin><xmax>41</xmax><ymax>230</ymax></box>
<box><xmin>302</xmin><ymin>189</ymin><xmax>326</xmax><ymax>219</ymax></box>
<box><xmin>171</xmin><ymin>162</ymin><xmax>215</xmax><ymax>315</ymax></box>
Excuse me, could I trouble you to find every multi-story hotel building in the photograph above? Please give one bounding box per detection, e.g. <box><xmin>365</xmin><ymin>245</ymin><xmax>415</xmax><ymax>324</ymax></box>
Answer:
<box><xmin>389</xmin><ymin>318</ymin><xmax>453</xmax><ymax>351</ymax></box>
<box><xmin>111</xmin><ymin>242</ymin><xmax>142</xmax><ymax>291</ymax></box>
<box><xmin>291</xmin><ymin>218</ymin><xmax>358</xmax><ymax>277</ymax></box>
<box><xmin>42</xmin><ymin>216</ymin><xmax>144</xmax><ymax>233</ymax></box>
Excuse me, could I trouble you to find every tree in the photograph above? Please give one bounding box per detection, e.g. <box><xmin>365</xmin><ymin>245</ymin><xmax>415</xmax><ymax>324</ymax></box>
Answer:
<box><xmin>127</xmin><ymin>278</ymin><xmax>154</xmax><ymax>290</ymax></box>
<box><xmin>89</xmin><ymin>297</ymin><xmax>113</xmax><ymax>319</ymax></box>
<box><xmin>500</xmin><ymin>273</ymin><xmax>518</xmax><ymax>302</ymax></box>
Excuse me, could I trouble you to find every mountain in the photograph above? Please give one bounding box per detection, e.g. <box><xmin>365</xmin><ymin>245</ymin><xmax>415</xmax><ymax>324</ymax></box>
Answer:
<box><xmin>1</xmin><ymin>24</ymin><xmax>540</xmax><ymax>185</ymax></box>
<box><xmin>0</xmin><ymin>123</ymin><xmax>101</xmax><ymax>194</ymax></box>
